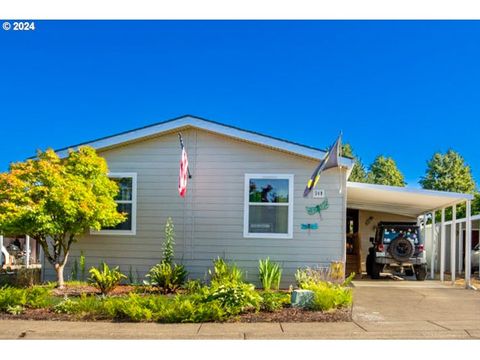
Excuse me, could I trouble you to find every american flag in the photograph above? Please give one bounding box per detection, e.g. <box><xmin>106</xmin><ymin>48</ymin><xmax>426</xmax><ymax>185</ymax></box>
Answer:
<box><xmin>178</xmin><ymin>135</ymin><xmax>189</xmax><ymax>197</ymax></box>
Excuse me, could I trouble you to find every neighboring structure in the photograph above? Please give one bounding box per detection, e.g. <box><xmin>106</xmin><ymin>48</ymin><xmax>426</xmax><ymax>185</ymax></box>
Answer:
<box><xmin>36</xmin><ymin>115</ymin><xmax>474</xmax><ymax>287</ymax></box>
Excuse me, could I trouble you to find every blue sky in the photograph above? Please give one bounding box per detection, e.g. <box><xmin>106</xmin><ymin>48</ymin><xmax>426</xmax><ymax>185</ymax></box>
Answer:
<box><xmin>1</xmin><ymin>20</ymin><xmax>479</xmax><ymax>187</ymax></box>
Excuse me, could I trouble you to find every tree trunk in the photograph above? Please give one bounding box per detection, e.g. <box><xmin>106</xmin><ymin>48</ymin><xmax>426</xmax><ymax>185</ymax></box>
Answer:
<box><xmin>55</xmin><ymin>263</ymin><xmax>65</xmax><ymax>288</ymax></box>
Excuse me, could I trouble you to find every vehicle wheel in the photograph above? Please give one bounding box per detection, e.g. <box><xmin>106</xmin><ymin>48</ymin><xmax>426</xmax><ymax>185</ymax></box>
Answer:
<box><xmin>371</xmin><ymin>262</ymin><xmax>383</xmax><ymax>279</ymax></box>
<box><xmin>405</xmin><ymin>267</ymin><xmax>414</xmax><ymax>277</ymax></box>
<box><xmin>366</xmin><ymin>253</ymin><xmax>373</xmax><ymax>276</ymax></box>
<box><xmin>389</xmin><ymin>236</ymin><xmax>414</xmax><ymax>262</ymax></box>
<box><xmin>414</xmin><ymin>265</ymin><xmax>427</xmax><ymax>281</ymax></box>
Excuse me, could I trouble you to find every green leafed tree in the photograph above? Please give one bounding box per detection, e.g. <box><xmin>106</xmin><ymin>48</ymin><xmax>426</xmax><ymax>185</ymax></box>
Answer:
<box><xmin>367</xmin><ymin>155</ymin><xmax>406</xmax><ymax>187</ymax></box>
<box><xmin>419</xmin><ymin>150</ymin><xmax>476</xmax><ymax>194</ymax></box>
<box><xmin>0</xmin><ymin>146</ymin><xmax>126</xmax><ymax>287</ymax></box>
<box><xmin>342</xmin><ymin>143</ymin><xmax>368</xmax><ymax>183</ymax></box>
<box><xmin>419</xmin><ymin>149</ymin><xmax>478</xmax><ymax>219</ymax></box>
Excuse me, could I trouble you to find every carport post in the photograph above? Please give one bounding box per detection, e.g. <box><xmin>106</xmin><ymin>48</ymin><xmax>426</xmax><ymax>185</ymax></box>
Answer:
<box><xmin>440</xmin><ymin>208</ymin><xmax>446</xmax><ymax>282</ymax></box>
<box><xmin>465</xmin><ymin>200</ymin><xmax>472</xmax><ymax>288</ymax></box>
<box><xmin>25</xmin><ymin>235</ymin><xmax>30</xmax><ymax>268</ymax></box>
<box><xmin>430</xmin><ymin>210</ymin><xmax>436</xmax><ymax>279</ymax></box>
<box><xmin>450</xmin><ymin>205</ymin><xmax>456</xmax><ymax>285</ymax></box>
<box><xmin>458</xmin><ymin>221</ymin><xmax>464</xmax><ymax>274</ymax></box>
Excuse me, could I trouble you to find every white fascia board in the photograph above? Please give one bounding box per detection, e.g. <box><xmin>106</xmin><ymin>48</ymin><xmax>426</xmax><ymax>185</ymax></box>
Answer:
<box><xmin>347</xmin><ymin>181</ymin><xmax>474</xmax><ymax>201</ymax></box>
<box><xmin>54</xmin><ymin>116</ymin><xmax>355</xmax><ymax>168</ymax></box>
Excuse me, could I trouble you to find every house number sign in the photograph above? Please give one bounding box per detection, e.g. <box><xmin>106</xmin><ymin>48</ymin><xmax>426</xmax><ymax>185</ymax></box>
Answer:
<box><xmin>312</xmin><ymin>189</ymin><xmax>325</xmax><ymax>199</ymax></box>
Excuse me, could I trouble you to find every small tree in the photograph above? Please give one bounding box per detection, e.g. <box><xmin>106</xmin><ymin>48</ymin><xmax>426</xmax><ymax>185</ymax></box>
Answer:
<box><xmin>0</xmin><ymin>146</ymin><xmax>125</xmax><ymax>288</ymax></box>
<box><xmin>367</xmin><ymin>155</ymin><xmax>406</xmax><ymax>187</ymax></box>
<box><xmin>342</xmin><ymin>143</ymin><xmax>368</xmax><ymax>183</ymax></box>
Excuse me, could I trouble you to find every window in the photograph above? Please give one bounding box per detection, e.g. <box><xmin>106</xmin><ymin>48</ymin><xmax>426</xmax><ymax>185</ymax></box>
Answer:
<box><xmin>244</xmin><ymin>174</ymin><xmax>294</xmax><ymax>239</ymax></box>
<box><xmin>93</xmin><ymin>172</ymin><xmax>137</xmax><ymax>235</ymax></box>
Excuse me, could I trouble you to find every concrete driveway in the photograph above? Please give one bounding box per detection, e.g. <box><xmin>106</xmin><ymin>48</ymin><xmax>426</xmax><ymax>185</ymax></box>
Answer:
<box><xmin>351</xmin><ymin>280</ymin><xmax>480</xmax><ymax>338</ymax></box>
<box><xmin>0</xmin><ymin>281</ymin><xmax>478</xmax><ymax>339</ymax></box>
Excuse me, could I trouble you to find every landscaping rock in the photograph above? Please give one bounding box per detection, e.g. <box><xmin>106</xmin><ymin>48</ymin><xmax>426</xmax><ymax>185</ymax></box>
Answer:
<box><xmin>290</xmin><ymin>289</ymin><xmax>314</xmax><ymax>309</ymax></box>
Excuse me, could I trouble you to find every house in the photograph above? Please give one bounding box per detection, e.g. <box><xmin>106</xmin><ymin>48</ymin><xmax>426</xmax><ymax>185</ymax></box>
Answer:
<box><xmin>38</xmin><ymin>115</ymin><xmax>475</xmax><ymax>287</ymax></box>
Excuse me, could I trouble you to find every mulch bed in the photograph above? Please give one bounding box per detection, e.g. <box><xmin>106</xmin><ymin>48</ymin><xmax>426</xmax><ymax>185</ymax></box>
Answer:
<box><xmin>2</xmin><ymin>284</ymin><xmax>352</xmax><ymax>323</ymax></box>
<box><xmin>234</xmin><ymin>307</ymin><xmax>352</xmax><ymax>323</ymax></box>
<box><xmin>0</xmin><ymin>306</ymin><xmax>352</xmax><ymax>323</ymax></box>
<box><xmin>51</xmin><ymin>284</ymin><xmax>139</xmax><ymax>297</ymax></box>
<box><xmin>0</xmin><ymin>308</ymin><xmax>73</xmax><ymax>321</ymax></box>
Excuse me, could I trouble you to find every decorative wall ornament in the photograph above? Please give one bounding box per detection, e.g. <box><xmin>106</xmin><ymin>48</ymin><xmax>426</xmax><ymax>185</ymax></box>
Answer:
<box><xmin>301</xmin><ymin>223</ymin><xmax>318</xmax><ymax>234</ymax></box>
<box><xmin>305</xmin><ymin>199</ymin><xmax>329</xmax><ymax>218</ymax></box>
<box><xmin>301</xmin><ymin>223</ymin><xmax>319</xmax><ymax>230</ymax></box>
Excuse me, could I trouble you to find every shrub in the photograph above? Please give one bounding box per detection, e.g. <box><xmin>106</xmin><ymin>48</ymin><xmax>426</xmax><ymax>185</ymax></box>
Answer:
<box><xmin>104</xmin><ymin>294</ymin><xmax>153</xmax><ymax>321</ymax></box>
<box><xmin>295</xmin><ymin>262</ymin><xmax>348</xmax><ymax>287</ymax></box>
<box><xmin>54</xmin><ymin>293</ymin><xmax>107</xmax><ymax>318</ymax></box>
<box><xmin>260</xmin><ymin>291</ymin><xmax>290</xmax><ymax>312</ymax></box>
<box><xmin>54</xmin><ymin>296</ymin><xmax>79</xmax><ymax>314</ymax></box>
<box><xmin>144</xmin><ymin>262</ymin><xmax>187</xmax><ymax>294</ymax></box>
<box><xmin>203</xmin><ymin>282</ymin><xmax>261</xmax><ymax>315</ymax></box>
<box><xmin>0</xmin><ymin>285</ymin><xmax>53</xmax><ymax>312</ymax></box>
<box><xmin>7</xmin><ymin>305</ymin><xmax>24</xmax><ymax>315</ymax></box>
<box><xmin>300</xmin><ymin>281</ymin><xmax>353</xmax><ymax>311</ymax></box>
<box><xmin>0</xmin><ymin>286</ymin><xmax>27</xmax><ymax>311</ymax></box>
<box><xmin>88</xmin><ymin>262</ymin><xmax>127</xmax><ymax>295</ymax></box>
<box><xmin>25</xmin><ymin>286</ymin><xmax>52</xmax><ymax>308</ymax></box>
<box><xmin>258</xmin><ymin>258</ymin><xmax>282</xmax><ymax>290</ymax></box>
<box><xmin>184</xmin><ymin>279</ymin><xmax>204</xmax><ymax>294</ymax></box>
<box><xmin>208</xmin><ymin>257</ymin><xmax>243</xmax><ymax>285</ymax></box>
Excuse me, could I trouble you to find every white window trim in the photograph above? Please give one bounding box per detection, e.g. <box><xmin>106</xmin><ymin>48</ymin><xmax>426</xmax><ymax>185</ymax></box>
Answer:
<box><xmin>92</xmin><ymin>172</ymin><xmax>137</xmax><ymax>236</ymax></box>
<box><xmin>243</xmin><ymin>174</ymin><xmax>294</xmax><ymax>239</ymax></box>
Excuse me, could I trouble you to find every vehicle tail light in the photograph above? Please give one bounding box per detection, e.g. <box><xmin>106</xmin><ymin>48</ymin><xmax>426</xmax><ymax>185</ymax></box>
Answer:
<box><xmin>377</xmin><ymin>244</ymin><xmax>384</xmax><ymax>252</ymax></box>
<box><xmin>417</xmin><ymin>244</ymin><xmax>424</xmax><ymax>252</ymax></box>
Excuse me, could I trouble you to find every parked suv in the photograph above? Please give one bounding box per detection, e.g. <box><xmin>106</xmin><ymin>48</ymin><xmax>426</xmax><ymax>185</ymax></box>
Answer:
<box><xmin>366</xmin><ymin>222</ymin><xmax>427</xmax><ymax>281</ymax></box>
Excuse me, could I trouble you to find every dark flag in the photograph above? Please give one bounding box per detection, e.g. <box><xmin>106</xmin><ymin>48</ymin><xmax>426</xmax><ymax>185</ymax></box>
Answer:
<box><xmin>303</xmin><ymin>134</ymin><xmax>342</xmax><ymax>197</ymax></box>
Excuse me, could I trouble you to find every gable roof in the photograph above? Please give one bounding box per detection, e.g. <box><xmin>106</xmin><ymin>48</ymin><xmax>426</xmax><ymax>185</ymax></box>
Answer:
<box><xmin>54</xmin><ymin>114</ymin><xmax>355</xmax><ymax>168</ymax></box>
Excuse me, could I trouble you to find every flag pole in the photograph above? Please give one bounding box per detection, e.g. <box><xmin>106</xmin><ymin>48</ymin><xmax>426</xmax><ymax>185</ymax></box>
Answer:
<box><xmin>178</xmin><ymin>133</ymin><xmax>192</xmax><ymax>179</ymax></box>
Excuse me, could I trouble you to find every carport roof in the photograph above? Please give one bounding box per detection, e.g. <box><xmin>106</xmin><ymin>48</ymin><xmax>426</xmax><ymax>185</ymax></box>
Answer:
<box><xmin>347</xmin><ymin>182</ymin><xmax>474</xmax><ymax>218</ymax></box>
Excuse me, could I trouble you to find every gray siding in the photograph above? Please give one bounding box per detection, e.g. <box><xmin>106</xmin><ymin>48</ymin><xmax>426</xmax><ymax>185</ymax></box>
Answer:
<box><xmin>45</xmin><ymin>129</ymin><xmax>347</xmax><ymax>287</ymax></box>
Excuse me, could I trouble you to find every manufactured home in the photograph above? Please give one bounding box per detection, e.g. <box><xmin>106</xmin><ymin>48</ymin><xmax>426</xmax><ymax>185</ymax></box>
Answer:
<box><xmin>4</xmin><ymin>115</ymin><xmax>474</xmax><ymax>287</ymax></box>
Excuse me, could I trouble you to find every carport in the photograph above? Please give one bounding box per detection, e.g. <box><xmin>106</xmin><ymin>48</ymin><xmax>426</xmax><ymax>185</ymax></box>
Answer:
<box><xmin>347</xmin><ymin>182</ymin><xmax>475</xmax><ymax>288</ymax></box>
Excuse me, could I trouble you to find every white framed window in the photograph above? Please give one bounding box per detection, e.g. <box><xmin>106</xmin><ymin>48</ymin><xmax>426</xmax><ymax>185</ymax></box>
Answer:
<box><xmin>244</xmin><ymin>174</ymin><xmax>294</xmax><ymax>239</ymax></box>
<box><xmin>92</xmin><ymin>172</ymin><xmax>137</xmax><ymax>236</ymax></box>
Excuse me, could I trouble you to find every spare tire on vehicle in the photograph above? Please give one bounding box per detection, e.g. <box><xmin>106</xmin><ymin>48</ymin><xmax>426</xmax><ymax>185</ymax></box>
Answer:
<box><xmin>389</xmin><ymin>236</ymin><xmax>414</xmax><ymax>262</ymax></box>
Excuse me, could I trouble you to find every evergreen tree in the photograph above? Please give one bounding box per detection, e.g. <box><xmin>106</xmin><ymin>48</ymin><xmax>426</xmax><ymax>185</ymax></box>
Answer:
<box><xmin>367</xmin><ymin>155</ymin><xmax>406</xmax><ymax>187</ymax></box>
<box><xmin>419</xmin><ymin>150</ymin><xmax>476</xmax><ymax>193</ymax></box>
<box><xmin>420</xmin><ymin>150</ymin><xmax>478</xmax><ymax>219</ymax></box>
<box><xmin>342</xmin><ymin>143</ymin><xmax>368</xmax><ymax>183</ymax></box>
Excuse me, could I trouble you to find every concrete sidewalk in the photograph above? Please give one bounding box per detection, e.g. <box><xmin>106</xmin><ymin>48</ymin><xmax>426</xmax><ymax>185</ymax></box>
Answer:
<box><xmin>0</xmin><ymin>318</ymin><xmax>478</xmax><ymax>339</ymax></box>
<box><xmin>0</xmin><ymin>281</ymin><xmax>479</xmax><ymax>339</ymax></box>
